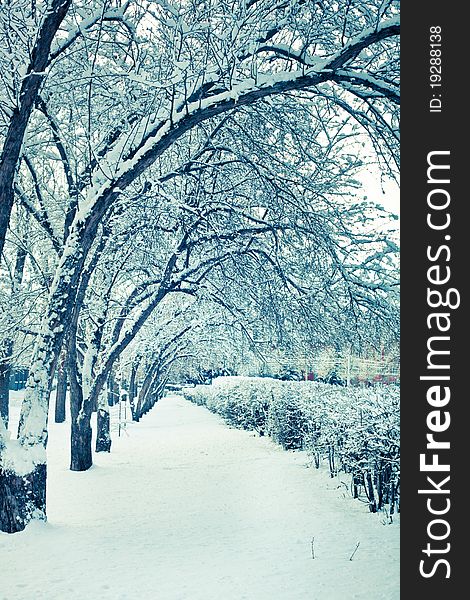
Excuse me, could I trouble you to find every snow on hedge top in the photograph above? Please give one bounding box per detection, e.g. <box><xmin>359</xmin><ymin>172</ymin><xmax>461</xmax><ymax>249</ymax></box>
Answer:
<box><xmin>186</xmin><ymin>376</ymin><xmax>400</xmax><ymax>414</ymax></box>
<box><xmin>211</xmin><ymin>375</ymin><xmax>278</xmax><ymax>386</ymax></box>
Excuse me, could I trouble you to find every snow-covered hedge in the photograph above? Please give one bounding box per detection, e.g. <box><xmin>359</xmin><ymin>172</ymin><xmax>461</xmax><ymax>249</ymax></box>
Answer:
<box><xmin>183</xmin><ymin>377</ymin><xmax>400</xmax><ymax>514</ymax></box>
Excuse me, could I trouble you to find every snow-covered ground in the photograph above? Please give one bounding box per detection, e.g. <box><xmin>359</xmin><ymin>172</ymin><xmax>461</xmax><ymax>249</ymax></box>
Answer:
<box><xmin>1</xmin><ymin>393</ymin><xmax>399</xmax><ymax>600</ymax></box>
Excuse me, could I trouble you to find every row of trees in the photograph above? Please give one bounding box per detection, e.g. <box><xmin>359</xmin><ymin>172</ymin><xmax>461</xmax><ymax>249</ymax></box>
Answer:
<box><xmin>0</xmin><ymin>0</ymin><xmax>399</xmax><ymax>533</ymax></box>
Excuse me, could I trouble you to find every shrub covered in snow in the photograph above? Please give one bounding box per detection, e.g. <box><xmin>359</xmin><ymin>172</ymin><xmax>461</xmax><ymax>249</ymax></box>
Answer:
<box><xmin>183</xmin><ymin>377</ymin><xmax>400</xmax><ymax>514</ymax></box>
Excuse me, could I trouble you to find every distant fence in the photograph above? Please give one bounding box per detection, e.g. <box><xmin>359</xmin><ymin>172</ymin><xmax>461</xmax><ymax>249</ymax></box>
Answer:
<box><xmin>259</xmin><ymin>354</ymin><xmax>399</xmax><ymax>385</ymax></box>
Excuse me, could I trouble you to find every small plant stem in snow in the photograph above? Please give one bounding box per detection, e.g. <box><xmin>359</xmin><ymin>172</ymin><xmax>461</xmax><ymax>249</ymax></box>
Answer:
<box><xmin>349</xmin><ymin>541</ymin><xmax>360</xmax><ymax>561</ymax></box>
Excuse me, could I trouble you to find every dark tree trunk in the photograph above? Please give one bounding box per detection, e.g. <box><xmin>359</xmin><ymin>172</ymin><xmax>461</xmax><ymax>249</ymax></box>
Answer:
<box><xmin>54</xmin><ymin>363</ymin><xmax>67</xmax><ymax>423</ymax></box>
<box><xmin>0</xmin><ymin>369</ymin><xmax>9</xmax><ymax>428</ymax></box>
<box><xmin>365</xmin><ymin>470</ymin><xmax>377</xmax><ymax>513</ymax></box>
<box><xmin>96</xmin><ymin>408</ymin><xmax>111</xmax><ymax>453</ymax></box>
<box><xmin>0</xmin><ymin>0</ymin><xmax>72</xmax><ymax>259</ymax></box>
<box><xmin>70</xmin><ymin>417</ymin><xmax>92</xmax><ymax>471</ymax></box>
<box><xmin>0</xmin><ymin>346</ymin><xmax>12</xmax><ymax>428</ymax></box>
<box><xmin>130</xmin><ymin>399</ymin><xmax>137</xmax><ymax>421</ymax></box>
<box><xmin>132</xmin><ymin>369</ymin><xmax>138</xmax><ymax>399</ymax></box>
<box><xmin>145</xmin><ymin>376</ymin><xmax>164</xmax><ymax>414</ymax></box>
<box><xmin>128</xmin><ymin>363</ymin><xmax>138</xmax><ymax>421</ymax></box>
<box><xmin>107</xmin><ymin>373</ymin><xmax>118</xmax><ymax>407</ymax></box>
<box><xmin>376</xmin><ymin>466</ymin><xmax>384</xmax><ymax>510</ymax></box>
<box><xmin>134</xmin><ymin>361</ymin><xmax>160</xmax><ymax>420</ymax></box>
<box><xmin>134</xmin><ymin>397</ymin><xmax>144</xmax><ymax>421</ymax></box>
<box><xmin>0</xmin><ymin>463</ymin><xmax>47</xmax><ymax>533</ymax></box>
<box><xmin>69</xmin><ymin>372</ymin><xmax>92</xmax><ymax>471</ymax></box>
<box><xmin>133</xmin><ymin>396</ymin><xmax>142</xmax><ymax>422</ymax></box>
<box><xmin>129</xmin><ymin>363</ymin><xmax>137</xmax><ymax>401</ymax></box>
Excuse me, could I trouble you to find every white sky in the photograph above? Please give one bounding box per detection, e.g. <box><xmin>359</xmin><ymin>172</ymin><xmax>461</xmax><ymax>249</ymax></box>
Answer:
<box><xmin>357</xmin><ymin>168</ymin><xmax>400</xmax><ymax>218</ymax></box>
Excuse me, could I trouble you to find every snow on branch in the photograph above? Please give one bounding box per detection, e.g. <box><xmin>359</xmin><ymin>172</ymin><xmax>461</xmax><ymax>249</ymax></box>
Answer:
<box><xmin>47</xmin><ymin>2</ymin><xmax>132</xmax><ymax>65</ymax></box>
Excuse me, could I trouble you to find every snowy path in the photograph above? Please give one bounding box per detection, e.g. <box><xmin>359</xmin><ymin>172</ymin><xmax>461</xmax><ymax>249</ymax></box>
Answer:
<box><xmin>1</xmin><ymin>395</ymin><xmax>399</xmax><ymax>600</ymax></box>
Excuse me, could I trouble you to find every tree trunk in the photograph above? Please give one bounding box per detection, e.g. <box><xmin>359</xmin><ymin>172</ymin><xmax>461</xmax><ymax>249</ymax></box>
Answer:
<box><xmin>0</xmin><ymin>463</ymin><xmax>47</xmax><ymax>533</ymax></box>
<box><xmin>134</xmin><ymin>361</ymin><xmax>160</xmax><ymax>420</ymax></box>
<box><xmin>69</xmin><ymin>374</ymin><xmax>92</xmax><ymax>471</ymax></box>
<box><xmin>70</xmin><ymin>417</ymin><xmax>92</xmax><ymax>471</ymax></box>
<box><xmin>0</xmin><ymin>370</ymin><xmax>9</xmax><ymax>428</ymax></box>
<box><xmin>128</xmin><ymin>362</ymin><xmax>138</xmax><ymax>421</ymax></box>
<box><xmin>145</xmin><ymin>375</ymin><xmax>165</xmax><ymax>414</ymax></box>
<box><xmin>54</xmin><ymin>363</ymin><xmax>67</xmax><ymax>423</ymax></box>
<box><xmin>0</xmin><ymin>0</ymin><xmax>73</xmax><ymax>259</ymax></box>
<box><xmin>0</xmin><ymin>340</ymin><xmax>13</xmax><ymax>428</ymax></box>
<box><xmin>365</xmin><ymin>470</ymin><xmax>377</xmax><ymax>513</ymax></box>
<box><xmin>0</xmin><ymin>361</ymin><xmax>52</xmax><ymax>533</ymax></box>
<box><xmin>128</xmin><ymin>363</ymin><xmax>137</xmax><ymax>400</ymax></box>
<box><xmin>96</xmin><ymin>408</ymin><xmax>111</xmax><ymax>453</ymax></box>
<box><xmin>133</xmin><ymin>397</ymin><xmax>141</xmax><ymax>422</ymax></box>
<box><xmin>107</xmin><ymin>373</ymin><xmax>118</xmax><ymax>407</ymax></box>
<box><xmin>134</xmin><ymin>394</ymin><xmax>144</xmax><ymax>421</ymax></box>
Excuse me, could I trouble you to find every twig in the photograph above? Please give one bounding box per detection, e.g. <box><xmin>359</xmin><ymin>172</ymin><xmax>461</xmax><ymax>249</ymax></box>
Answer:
<box><xmin>311</xmin><ymin>536</ymin><xmax>315</xmax><ymax>559</ymax></box>
<box><xmin>349</xmin><ymin>541</ymin><xmax>360</xmax><ymax>561</ymax></box>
